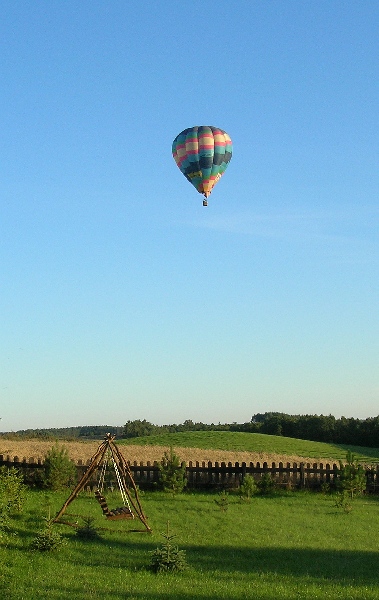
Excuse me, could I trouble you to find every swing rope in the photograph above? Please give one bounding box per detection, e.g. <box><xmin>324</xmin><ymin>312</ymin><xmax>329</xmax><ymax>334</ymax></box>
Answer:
<box><xmin>97</xmin><ymin>453</ymin><xmax>108</xmax><ymax>493</ymax></box>
<box><xmin>95</xmin><ymin>446</ymin><xmax>133</xmax><ymax>516</ymax></box>
<box><xmin>111</xmin><ymin>454</ymin><xmax>133</xmax><ymax>513</ymax></box>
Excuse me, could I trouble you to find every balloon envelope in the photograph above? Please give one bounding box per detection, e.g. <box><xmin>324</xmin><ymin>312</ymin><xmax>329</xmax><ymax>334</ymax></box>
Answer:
<box><xmin>172</xmin><ymin>126</ymin><xmax>232</xmax><ymax>203</ymax></box>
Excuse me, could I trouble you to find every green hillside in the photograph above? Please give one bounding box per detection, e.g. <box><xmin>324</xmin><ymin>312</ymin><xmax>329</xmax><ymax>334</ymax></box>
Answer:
<box><xmin>119</xmin><ymin>431</ymin><xmax>379</xmax><ymax>464</ymax></box>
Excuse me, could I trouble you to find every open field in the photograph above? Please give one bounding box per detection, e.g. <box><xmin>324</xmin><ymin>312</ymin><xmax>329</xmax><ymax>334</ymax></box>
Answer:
<box><xmin>2</xmin><ymin>432</ymin><xmax>379</xmax><ymax>598</ymax></box>
<box><xmin>2</xmin><ymin>489</ymin><xmax>379</xmax><ymax>599</ymax></box>
<box><xmin>120</xmin><ymin>431</ymin><xmax>379</xmax><ymax>464</ymax></box>
<box><xmin>2</xmin><ymin>431</ymin><xmax>379</xmax><ymax>465</ymax></box>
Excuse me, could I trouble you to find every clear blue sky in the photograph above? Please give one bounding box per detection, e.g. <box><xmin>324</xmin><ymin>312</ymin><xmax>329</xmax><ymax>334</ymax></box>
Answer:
<box><xmin>1</xmin><ymin>1</ymin><xmax>378</xmax><ymax>432</ymax></box>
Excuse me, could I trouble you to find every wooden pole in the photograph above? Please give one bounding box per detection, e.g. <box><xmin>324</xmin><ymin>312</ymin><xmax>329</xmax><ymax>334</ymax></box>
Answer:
<box><xmin>53</xmin><ymin>438</ymin><xmax>108</xmax><ymax>523</ymax></box>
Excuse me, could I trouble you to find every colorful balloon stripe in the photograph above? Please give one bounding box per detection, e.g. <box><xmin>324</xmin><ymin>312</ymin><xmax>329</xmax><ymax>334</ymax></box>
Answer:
<box><xmin>172</xmin><ymin>126</ymin><xmax>232</xmax><ymax>203</ymax></box>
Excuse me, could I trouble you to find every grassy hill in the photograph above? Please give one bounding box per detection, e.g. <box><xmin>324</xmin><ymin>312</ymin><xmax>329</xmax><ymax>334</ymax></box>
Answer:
<box><xmin>119</xmin><ymin>431</ymin><xmax>379</xmax><ymax>464</ymax></box>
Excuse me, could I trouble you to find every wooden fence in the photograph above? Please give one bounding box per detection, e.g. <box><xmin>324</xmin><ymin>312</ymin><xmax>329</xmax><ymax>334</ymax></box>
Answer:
<box><xmin>1</xmin><ymin>454</ymin><xmax>379</xmax><ymax>492</ymax></box>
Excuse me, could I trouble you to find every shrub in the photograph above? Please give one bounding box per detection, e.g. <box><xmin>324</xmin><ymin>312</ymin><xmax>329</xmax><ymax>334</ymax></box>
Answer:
<box><xmin>239</xmin><ymin>475</ymin><xmax>257</xmax><ymax>501</ymax></box>
<box><xmin>337</xmin><ymin>450</ymin><xmax>366</xmax><ymax>500</ymax></box>
<box><xmin>32</xmin><ymin>519</ymin><xmax>66</xmax><ymax>552</ymax></box>
<box><xmin>75</xmin><ymin>516</ymin><xmax>102</xmax><ymax>541</ymax></box>
<box><xmin>42</xmin><ymin>443</ymin><xmax>76</xmax><ymax>490</ymax></box>
<box><xmin>334</xmin><ymin>491</ymin><xmax>353</xmax><ymax>513</ymax></box>
<box><xmin>149</xmin><ymin>522</ymin><xmax>187</xmax><ymax>573</ymax></box>
<box><xmin>0</xmin><ymin>466</ymin><xmax>26</xmax><ymax>530</ymax></box>
<box><xmin>158</xmin><ymin>447</ymin><xmax>186</xmax><ymax>495</ymax></box>
<box><xmin>321</xmin><ymin>482</ymin><xmax>331</xmax><ymax>494</ymax></box>
<box><xmin>257</xmin><ymin>472</ymin><xmax>276</xmax><ymax>495</ymax></box>
<box><xmin>214</xmin><ymin>490</ymin><xmax>229</xmax><ymax>512</ymax></box>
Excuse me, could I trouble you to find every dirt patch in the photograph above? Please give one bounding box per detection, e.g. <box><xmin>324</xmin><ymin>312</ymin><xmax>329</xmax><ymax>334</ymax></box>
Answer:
<box><xmin>0</xmin><ymin>438</ymin><xmax>326</xmax><ymax>465</ymax></box>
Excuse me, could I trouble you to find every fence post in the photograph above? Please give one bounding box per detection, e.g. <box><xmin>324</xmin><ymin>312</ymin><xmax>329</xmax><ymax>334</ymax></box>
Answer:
<box><xmin>300</xmin><ymin>463</ymin><xmax>305</xmax><ymax>488</ymax></box>
<box><xmin>208</xmin><ymin>461</ymin><xmax>213</xmax><ymax>487</ymax></box>
<box><xmin>241</xmin><ymin>461</ymin><xmax>246</xmax><ymax>485</ymax></box>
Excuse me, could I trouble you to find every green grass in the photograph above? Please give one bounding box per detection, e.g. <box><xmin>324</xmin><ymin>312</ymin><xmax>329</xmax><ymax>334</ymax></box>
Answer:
<box><xmin>118</xmin><ymin>431</ymin><xmax>379</xmax><ymax>464</ymax></box>
<box><xmin>1</xmin><ymin>488</ymin><xmax>379</xmax><ymax>599</ymax></box>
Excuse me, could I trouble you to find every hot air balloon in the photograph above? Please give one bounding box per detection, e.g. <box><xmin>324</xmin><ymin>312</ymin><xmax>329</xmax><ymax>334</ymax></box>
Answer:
<box><xmin>172</xmin><ymin>126</ymin><xmax>232</xmax><ymax>206</ymax></box>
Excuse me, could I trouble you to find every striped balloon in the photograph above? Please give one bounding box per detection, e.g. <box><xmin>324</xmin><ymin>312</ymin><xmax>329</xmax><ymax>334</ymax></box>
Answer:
<box><xmin>172</xmin><ymin>126</ymin><xmax>232</xmax><ymax>205</ymax></box>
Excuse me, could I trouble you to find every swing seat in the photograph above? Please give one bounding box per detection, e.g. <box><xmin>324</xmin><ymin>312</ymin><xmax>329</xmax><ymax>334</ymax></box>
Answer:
<box><xmin>107</xmin><ymin>506</ymin><xmax>134</xmax><ymax>521</ymax></box>
<box><xmin>95</xmin><ymin>490</ymin><xmax>134</xmax><ymax>520</ymax></box>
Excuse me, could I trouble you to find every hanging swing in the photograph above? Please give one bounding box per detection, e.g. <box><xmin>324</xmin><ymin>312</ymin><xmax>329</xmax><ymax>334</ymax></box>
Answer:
<box><xmin>53</xmin><ymin>433</ymin><xmax>152</xmax><ymax>533</ymax></box>
<box><xmin>95</xmin><ymin>449</ymin><xmax>134</xmax><ymax>520</ymax></box>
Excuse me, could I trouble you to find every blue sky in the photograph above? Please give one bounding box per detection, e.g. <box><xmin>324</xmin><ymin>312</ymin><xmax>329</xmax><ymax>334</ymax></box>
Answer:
<box><xmin>1</xmin><ymin>1</ymin><xmax>378</xmax><ymax>431</ymax></box>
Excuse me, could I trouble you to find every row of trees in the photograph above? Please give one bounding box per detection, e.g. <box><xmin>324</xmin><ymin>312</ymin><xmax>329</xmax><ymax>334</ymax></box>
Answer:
<box><xmin>2</xmin><ymin>413</ymin><xmax>378</xmax><ymax>449</ymax></box>
<box><xmin>247</xmin><ymin>413</ymin><xmax>379</xmax><ymax>447</ymax></box>
<box><xmin>122</xmin><ymin>419</ymin><xmax>230</xmax><ymax>438</ymax></box>
<box><xmin>0</xmin><ymin>425</ymin><xmax>124</xmax><ymax>440</ymax></box>
<box><xmin>123</xmin><ymin>413</ymin><xmax>379</xmax><ymax>448</ymax></box>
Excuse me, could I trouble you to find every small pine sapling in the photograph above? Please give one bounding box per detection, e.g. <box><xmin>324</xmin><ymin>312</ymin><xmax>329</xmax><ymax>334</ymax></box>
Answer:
<box><xmin>158</xmin><ymin>447</ymin><xmax>186</xmax><ymax>496</ymax></box>
<box><xmin>149</xmin><ymin>521</ymin><xmax>187</xmax><ymax>573</ymax></box>
<box><xmin>335</xmin><ymin>450</ymin><xmax>366</xmax><ymax>512</ymax></box>
<box><xmin>42</xmin><ymin>443</ymin><xmax>76</xmax><ymax>491</ymax></box>
<box><xmin>338</xmin><ymin>450</ymin><xmax>366</xmax><ymax>500</ymax></box>
<box><xmin>32</xmin><ymin>516</ymin><xmax>66</xmax><ymax>552</ymax></box>
<box><xmin>334</xmin><ymin>491</ymin><xmax>353</xmax><ymax>513</ymax></box>
<box><xmin>75</xmin><ymin>516</ymin><xmax>102</xmax><ymax>541</ymax></box>
<box><xmin>239</xmin><ymin>475</ymin><xmax>257</xmax><ymax>501</ymax></box>
<box><xmin>320</xmin><ymin>482</ymin><xmax>331</xmax><ymax>495</ymax></box>
<box><xmin>0</xmin><ymin>467</ymin><xmax>26</xmax><ymax>513</ymax></box>
<box><xmin>214</xmin><ymin>490</ymin><xmax>229</xmax><ymax>512</ymax></box>
<box><xmin>257</xmin><ymin>472</ymin><xmax>276</xmax><ymax>495</ymax></box>
<box><xmin>0</xmin><ymin>466</ymin><xmax>26</xmax><ymax>534</ymax></box>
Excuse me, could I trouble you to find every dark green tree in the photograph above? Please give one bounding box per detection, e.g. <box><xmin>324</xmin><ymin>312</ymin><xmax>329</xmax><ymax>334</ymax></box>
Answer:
<box><xmin>123</xmin><ymin>419</ymin><xmax>157</xmax><ymax>438</ymax></box>
<box><xmin>214</xmin><ymin>490</ymin><xmax>229</xmax><ymax>512</ymax></box>
<box><xmin>0</xmin><ymin>467</ymin><xmax>26</xmax><ymax>530</ymax></box>
<box><xmin>158</xmin><ymin>447</ymin><xmax>186</xmax><ymax>495</ymax></box>
<box><xmin>42</xmin><ymin>443</ymin><xmax>76</xmax><ymax>491</ymax></box>
<box><xmin>240</xmin><ymin>475</ymin><xmax>257</xmax><ymax>501</ymax></box>
<box><xmin>149</xmin><ymin>521</ymin><xmax>187</xmax><ymax>573</ymax></box>
<box><xmin>32</xmin><ymin>517</ymin><xmax>66</xmax><ymax>552</ymax></box>
<box><xmin>338</xmin><ymin>450</ymin><xmax>366</xmax><ymax>500</ymax></box>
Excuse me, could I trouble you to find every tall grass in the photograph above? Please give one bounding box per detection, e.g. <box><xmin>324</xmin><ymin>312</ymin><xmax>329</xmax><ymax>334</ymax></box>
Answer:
<box><xmin>2</xmin><ymin>488</ymin><xmax>379</xmax><ymax>599</ymax></box>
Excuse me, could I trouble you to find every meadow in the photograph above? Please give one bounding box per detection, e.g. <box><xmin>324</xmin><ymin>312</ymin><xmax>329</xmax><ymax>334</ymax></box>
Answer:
<box><xmin>120</xmin><ymin>431</ymin><xmax>379</xmax><ymax>465</ymax></box>
<box><xmin>2</xmin><ymin>488</ymin><xmax>379</xmax><ymax>600</ymax></box>
<box><xmin>3</xmin><ymin>431</ymin><xmax>379</xmax><ymax>465</ymax></box>
<box><xmin>1</xmin><ymin>432</ymin><xmax>379</xmax><ymax>599</ymax></box>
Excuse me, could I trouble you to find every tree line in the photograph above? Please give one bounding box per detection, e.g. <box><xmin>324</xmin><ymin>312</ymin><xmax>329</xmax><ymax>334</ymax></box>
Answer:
<box><xmin>247</xmin><ymin>412</ymin><xmax>379</xmax><ymax>447</ymax></box>
<box><xmin>1</xmin><ymin>413</ymin><xmax>378</xmax><ymax>448</ymax></box>
<box><xmin>0</xmin><ymin>425</ymin><xmax>124</xmax><ymax>440</ymax></box>
<box><xmin>123</xmin><ymin>414</ymin><xmax>379</xmax><ymax>448</ymax></box>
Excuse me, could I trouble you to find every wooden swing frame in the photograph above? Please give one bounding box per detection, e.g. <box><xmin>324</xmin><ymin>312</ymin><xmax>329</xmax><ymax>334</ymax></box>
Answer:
<box><xmin>53</xmin><ymin>433</ymin><xmax>152</xmax><ymax>533</ymax></box>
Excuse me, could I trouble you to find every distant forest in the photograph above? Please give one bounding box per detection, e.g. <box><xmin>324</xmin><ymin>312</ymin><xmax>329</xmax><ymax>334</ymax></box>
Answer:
<box><xmin>1</xmin><ymin>413</ymin><xmax>379</xmax><ymax>448</ymax></box>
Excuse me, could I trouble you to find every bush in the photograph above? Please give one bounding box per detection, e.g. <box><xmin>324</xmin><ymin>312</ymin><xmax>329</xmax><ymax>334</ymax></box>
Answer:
<box><xmin>214</xmin><ymin>490</ymin><xmax>229</xmax><ymax>512</ymax></box>
<box><xmin>158</xmin><ymin>447</ymin><xmax>186</xmax><ymax>495</ymax></box>
<box><xmin>240</xmin><ymin>475</ymin><xmax>257</xmax><ymax>501</ymax></box>
<box><xmin>0</xmin><ymin>467</ymin><xmax>26</xmax><ymax>530</ymax></box>
<box><xmin>337</xmin><ymin>450</ymin><xmax>366</xmax><ymax>500</ymax></box>
<box><xmin>257</xmin><ymin>473</ymin><xmax>276</xmax><ymax>495</ymax></box>
<box><xmin>32</xmin><ymin>519</ymin><xmax>66</xmax><ymax>551</ymax></box>
<box><xmin>75</xmin><ymin>516</ymin><xmax>102</xmax><ymax>541</ymax></box>
<box><xmin>334</xmin><ymin>491</ymin><xmax>353</xmax><ymax>513</ymax></box>
<box><xmin>149</xmin><ymin>522</ymin><xmax>187</xmax><ymax>573</ymax></box>
<box><xmin>42</xmin><ymin>443</ymin><xmax>76</xmax><ymax>490</ymax></box>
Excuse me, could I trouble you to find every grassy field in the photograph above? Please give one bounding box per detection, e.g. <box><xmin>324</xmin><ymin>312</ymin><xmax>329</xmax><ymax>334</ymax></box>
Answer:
<box><xmin>2</xmin><ymin>487</ymin><xmax>379</xmax><ymax>600</ymax></box>
<box><xmin>119</xmin><ymin>431</ymin><xmax>379</xmax><ymax>464</ymax></box>
<box><xmin>2</xmin><ymin>432</ymin><xmax>379</xmax><ymax>466</ymax></box>
<box><xmin>2</xmin><ymin>430</ymin><xmax>379</xmax><ymax>599</ymax></box>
